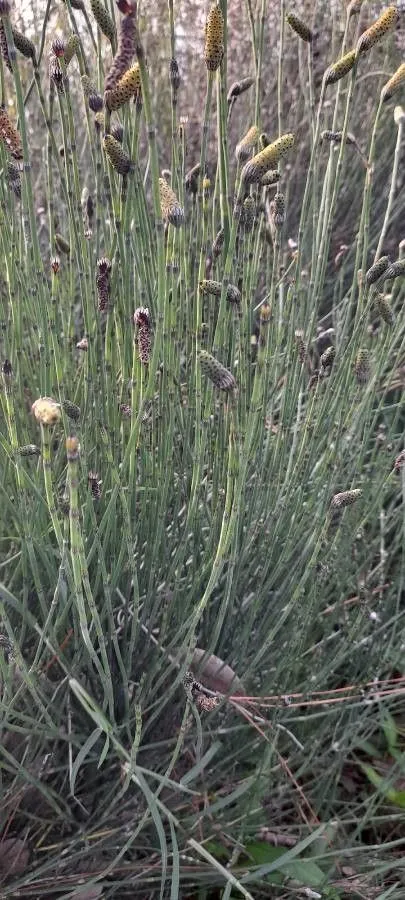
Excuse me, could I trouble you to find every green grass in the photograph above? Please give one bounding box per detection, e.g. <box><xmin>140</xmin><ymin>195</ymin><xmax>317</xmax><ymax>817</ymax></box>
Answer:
<box><xmin>1</xmin><ymin>0</ymin><xmax>405</xmax><ymax>897</ymax></box>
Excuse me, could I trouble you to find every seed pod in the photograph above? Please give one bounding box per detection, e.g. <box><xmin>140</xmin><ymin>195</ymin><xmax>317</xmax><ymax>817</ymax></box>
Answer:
<box><xmin>111</xmin><ymin>123</ymin><xmax>124</xmax><ymax>143</ymax></box>
<box><xmin>32</xmin><ymin>397</ymin><xmax>61</xmax><ymax>426</ymax></box>
<box><xmin>235</xmin><ymin>125</ymin><xmax>259</xmax><ymax>162</ymax></box>
<box><xmin>55</xmin><ymin>233</ymin><xmax>70</xmax><ymax>255</ymax></box>
<box><xmin>212</xmin><ymin>227</ymin><xmax>224</xmax><ymax>260</ymax></box>
<box><xmin>64</xmin><ymin>33</ymin><xmax>80</xmax><ymax>66</ymax></box>
<box><xmin>134</xmin><ymin>307</ymin><xmax>152</xmax><ymax>365</ymax></box>
<box><xmin>324</xmin><ymin>50</ymin><xmax>356</xmax><ymax>85</ymax></box>
<box><xmin>355</xmin><ymin>349</ymin><xmax>371</xmax><ymax>384</ymax></box>
<box><xmin>90</xmin><ymin>0</ymin><xmax>116</xmax><ymax>45</ymax></box>
<box><xmin>204</xmin><ymin>4</ymin><xmax>224</xmax><ymax>72</ymax></box>
<box><xmin>88</xmin><ymin>471</ymin><xmax>102</xmax><ymax>499</ymax></box>
<box><xmin>331</xmin><ymin>489</ymin><xmax>362</xmax><ymax>508</ymax></box>
<box><xmin>105</xmin><ymin>62</ymin><xmax>141</xmax><ymax>110</ymax></box>
<box><xmin>241</xmin><ymin>133</ymin><xmax>295</xmax><ymax>184</ymax></box>
<box><xmin>240</xmin><ymin>196</ymin><xmax>255</xmax><ymax>232</ymax></box>
<box><xmin>381</xmin><ymin>64</ymin><xmax>405</xmax><ymax>102</ymax></box>
<box><xmin>0</xmin><ymin>107</ymin><xmax>23</xmax><ymax>160</ymax></box>
<box><xmin>227</xmin><ymin>76</ymin><xmax>254</xmax><ymax>101</ymax></box>
<box><xmin>103</xmin><ymin>134</ymin><xmax>133</xmax><ymax>175</ymax></box>
<box><xmin>320</xmin><ymin>129</ymin><xmax>356</xmax><ymax>145</ymax></box>
<box><xmin>159</xmin><ymin>177</ymin><xmax>184</xmax><ymax>226</ymax></box>
<box><xmin>357</xmin><ymin>6</ymin><xmax>398</xmax><ymax>55</ymax></box>
<box><xmin>62</xmin><ymin>399</ymin><xmax>81</xmax><ymax>421</ymax></box>
<box><xmin>169</xmin><ymin>57</ymin><xmax>181</xmax><ymax>91</ymax></box>
<box><xmin>286</xmin><ymin>12</ymin><xmax>312</xmax><ymax>43</ymax></box>
<box><xmin>96</xmin><ymin>256</ymin><xmax>112</xmax><ymax>311</ymax></box>
<box><xmin>272</xmin><ymin>192</ymin><xmax>285</xmax><ymax>228</ymax></box>
<box><xmin>12</xmin><ymin>28</ymin><xmax>36</xmax><ymax>62</ymax></box>
<box><xmin>6</xmin><ymin>161</ymin><xmax>21</xmax><ymax>199</ymax></box>
<box><xmin>384</xmin><ymin>259</ymin><xmax>405</xmax><ymax>281</ymax></box>
<box><xmin>105</xmin><ymin>12</ymin><xmax>136</xmax><ymax>91</ymax></box>
<box><xmin>320</xmin><ymin>345</ymin><xmax>335</xmax><ymax>370</ymax></box>
<box><xmin>260</xmin><ymin>169</ymin><xmax>280</xmax><ymax>186</ymax></box>
<box><xmin>18</xmin><ymin>444</ymin><xmax>41</xmax><ymax>457</ymax></box>
<box><xmin>376</xmin><ymin>292</ymin><xmax>395</xmax><ymax>325</ymax></box>
<box><xmin>185</xmin><ymin>163</ymin><xmax>200</xmax><ymax>196</ymax></box>
<box><xmin>294</xmin><ymin>329</ymin><xmax>307</xmax><ymax>363</ymax></box>
<box><xmin>365</xmin><ymin>256</ymin><xmax>390</xmax><ymax>285</ymax></box>
<box><xmin>199</xmin><ymin>350</ymin><xmax>236</xmax><ymax>391</ymax></box>
<box><xmin>199</xmin><ymin>279</ymin><xmax>241</xmax><ymax>304</ymax></box>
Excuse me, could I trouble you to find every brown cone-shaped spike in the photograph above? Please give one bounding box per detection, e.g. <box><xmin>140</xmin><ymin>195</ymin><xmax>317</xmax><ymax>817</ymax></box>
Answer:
<box><xmin>0</xmin><ymin>107</ymin><xmax>23</xmax><ymax>159</ymax></box>
<box><xmin>331</xmin><ymin>489</ymin><xmax>362</xmax><ymax>508</ymax></box>
<box><xmin>199</xmin><ymin>279</ymin><xmax>241</xmax><ymax>304</ymax></box>
<box><xmin>240</xmin><ymin>196</ymin><xmax>255</xmax><ymax>232</ymax></box>
<box><xmin>105</xmin><ymin>12</ymin><xmax>136</xmax><ymax>91</ymax></box>
<box><xmin>159</xmin><ymin>177</ymin><xmax>184</xmax><ymax>226</ymax></box>
<box><xmin>235</xmin><ymin>125</ymin><xmax>259</xmax><ymax>162</ymax></box>
<box><xmin>103</xmin><ymin>134</ymin><xmax>133</xmax><ymax>175</ymax></box>
<box><xmin>241</xmin><ymin>133</ymin><xmax>295</xmax><ymax>184</ymax></box>
<box><xmin>324</xmin><ymin>50</ymin><xmax>356</xmax><ymax>85</ymax></box>
<box><xmin>375</xmin><ymin>292</ymin><xmax>394</xmax><ymax>326</ymax></box>
<box><xmin>64</xmin><ymin>33</ymin><xmax>80</xmax><ymax>66</ymax></box>
<box><xmin>286</xmin><ymin>12</ymin><xmax>312</xmax><ymax>42</ymax></box>
<box><xmin>105</xmin><ymin>63</ymin><xmax>141</xmax><ymax>110</ymax></box>
<box><xmin>357</xmin><ymin>6</ymin><xmax>398</xmax><ymax>55</ymax></box>
<box><xmin>354</xmin><ymin>349</ymin><xmax>371</xmax><ymax>384</ymax></box>
<box><xmin>62</xmin><ymin>400</ymin><xmax>81</xmax><ymax>421</ymax></box>
<box><xmin>90</xmin><ymin>0</ymin><xmax>116</xmax><ymax>45</ymax></box>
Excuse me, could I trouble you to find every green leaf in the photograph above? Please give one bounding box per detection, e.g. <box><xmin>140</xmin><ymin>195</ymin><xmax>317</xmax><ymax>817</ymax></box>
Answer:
<box><xmin>245</xmin><ymin>841</ymin><xmax>325</xmax><ymax>886</ymax></box>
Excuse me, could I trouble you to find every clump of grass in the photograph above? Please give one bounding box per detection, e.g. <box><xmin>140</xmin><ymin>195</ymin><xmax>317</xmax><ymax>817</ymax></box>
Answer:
<box><xmin>1</xmin><ymin>0</ymin><xmax>405</xmax><ymax>896</ymax></box>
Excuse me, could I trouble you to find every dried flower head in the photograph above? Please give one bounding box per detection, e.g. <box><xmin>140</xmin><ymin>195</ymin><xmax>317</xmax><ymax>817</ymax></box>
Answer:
<box><xmin>49</xmin><ymin>49</ymin><xmax>64</xmax><ymax>91</ymax></box>
<box><xmin>76</xmin><ymin>337</ymin><xmax>89</xmax><ymax>351</ymax></box>
<box><xmin>159</xmin><ymin>177</ymin><xmax>184</xmax><ymax>226</ymax></box>
<box><xmin>32</xmin><ymin>397</ymin><xmax>61</xmax><ymax>426</ymax></box>
<box><xmin>357</xmin><ymin>6</ymin><xmax>398</xmax><ymax>55</ymax></box>
<box><xmin>199</xmin><ymin>350</ymin><xmax>237</xmax><ymax>391</ymax></box>
<box><xmin>241</xmin><ymin>133</ymin><xmax>295</xmax><ymax>184</ymax></box>
<box><xmin>204</xmin><ymin>4</ymin><xmax>224</xmax><ymax>72</ymax></box>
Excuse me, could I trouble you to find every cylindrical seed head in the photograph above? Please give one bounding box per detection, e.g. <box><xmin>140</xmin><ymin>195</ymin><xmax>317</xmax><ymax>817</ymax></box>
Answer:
<box><xmin>227</xmin><ymin>76</ymin><xmax>254</xmax><ymax>101</ymax></box>
<box><xmin>365</xmin><ymin>256</ymin><xmax>390</xmax><ymax>285</ymax></box>
<box><xmin>134</xmin><ymin>307</ymin><xmax>152</xmax><ymax>365</ymax></box>
<box><xmin>159</xmin><ymin>177</ymin><xmax>184</xmax><ymax>227</ymax></box>
<box><xmin>103</xmin><ymin>134</ymin><xmax>133</xmax><ymax>175</ymax></box>
<box><xmin>376</xmin><ymin>292</ymin><xmax>395</xmax><ymax>326</ymax></box>
<box><xmin>324</xmin><ymin>50</ymin><xmax>356</xmax><ymax>86</ymax></box>
<box><xmin>260</xmin><ymin>169</ymin><xmax>280</xmax><ymax>186</ymax></box>
<box><xmin>286</xmin><ymin>12</ymin><xmax>312</xmax><ymax>42</ymax></box>
<box><xmin>272</xmin><ymin>192</ymin><xmax>285</xmax><ymax>228</ymax></box>
<box><xmin>331</xmin><ymin>489</ymin><xmax>362</xmax><ymax>508</ymax></box>
<box><xmin>357</xmin><ymin>6</ymin><xmax>398</xmax><ymax>55</ymax></box>
<box><xmin>240</xmin><ymin>196</ymin><xmax>255</xmax><ymax>232</ymax></box>
<box><xmin>90</xmin><ymin>0</ymin><xmax>116</xmax><ymax>45</ymax></box>
<box><xmin>235</xmin><ymin>125</ymin><xmax>259</xmax><ymax>162</ymax></box>
<box><xmin>199</xmin><ymin>279</ymin><xmax>241</xmax><ymax>304</ymax></box>
<box><xmin>199</xmin><ymin>350</ymin><xmax>237</xmax><ymax>391</ymax></box>
<box><xmin>105</xmin><ymin>13</ymin><xmax>136</xmax><ymax>91</ymax></box>
<box><xmin>169</xmin><ymin>57</ymin><xmax>181</xmax><ymax>91</ymax></box>
<box><xmin>64</xmin><ymin>33</ymin><xmax>80</xmax><ymax>66</ymax></box>
<box><xmin>7</xmin><ymin>161</ymin><xmax>21</xmax><ymax>199</ymax></box>
<box><xmin>66</xmin><ymin>435</ymin><xmax>80</xmax><ymax>460</ymax></box>
<box><xmin>241</xmin><ymin>133</ymin><xmax>295</xmax><ymax>184</ymax></box>
<box><xmin>320</xmin><ymin>345</ymin><xmax>335</xmax><ymax>370</ymax></box>
<box><xmin>204</xmin><ymin>4</ymin><xmax>224</xmax><ymax>72</ymax></box>
<box><xmin>0</xmin><ymin>20</ymin><xmax>11</xmax><ymax>70</ymax></box>
<box><xmin>381</xmin><ymin>64</ymin><xmax>405</xmax><ymax>103</ymax></box>
<box><xmin>12</xmin><ymin>28</ymin><xmax>36</xmax><ymax>62</ymax></box>
<box><xmin>105</xmin><ymin>62</ymin><xmax>141</xmax><ymax>110</ymax></box>
<box><xmin>354</xmin><ymin>349</ymin><xmax>371</xmax><ymax>384</ymax></box>
<box><xmin>212</xmin><ymin>227</ymin><xmax>225</xmax><ymax>259</ymax></box>
<box><xmin>18</xmin><ymin>444</ymin><xmax>41</xmax><ymax>457</ymax></box>
<box><xmin>321</xmin><ymin>129</ymin><xmax>356</xmax><ymax>145</ymax></box>
<box><xmin>0</xmin><ymin>107</ymin><xmax>23</xmax><ymax>159</ymax></box>
<box><xmin>185</xmin><ymin>163</ymin><xmax>200</xmax><ymax>196</ymax></box>
<box><xmin>55</xmin><ymin>233</ymin><xmax>70</xmax><ymax>255</ymax></box>
<box><xmin>62</xmin><ymin>399</ymin><xmax>81</xmax><ymax>420</ymax></box>
<box><xmin>383</xmin><ymin>259</ymin><xmax>405</xmax><ymax>281</ymax></box>
<box><xmin>96</xmin><ymin>256</ymin><xmax>112</xmax><ymax>311</ymax></box>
